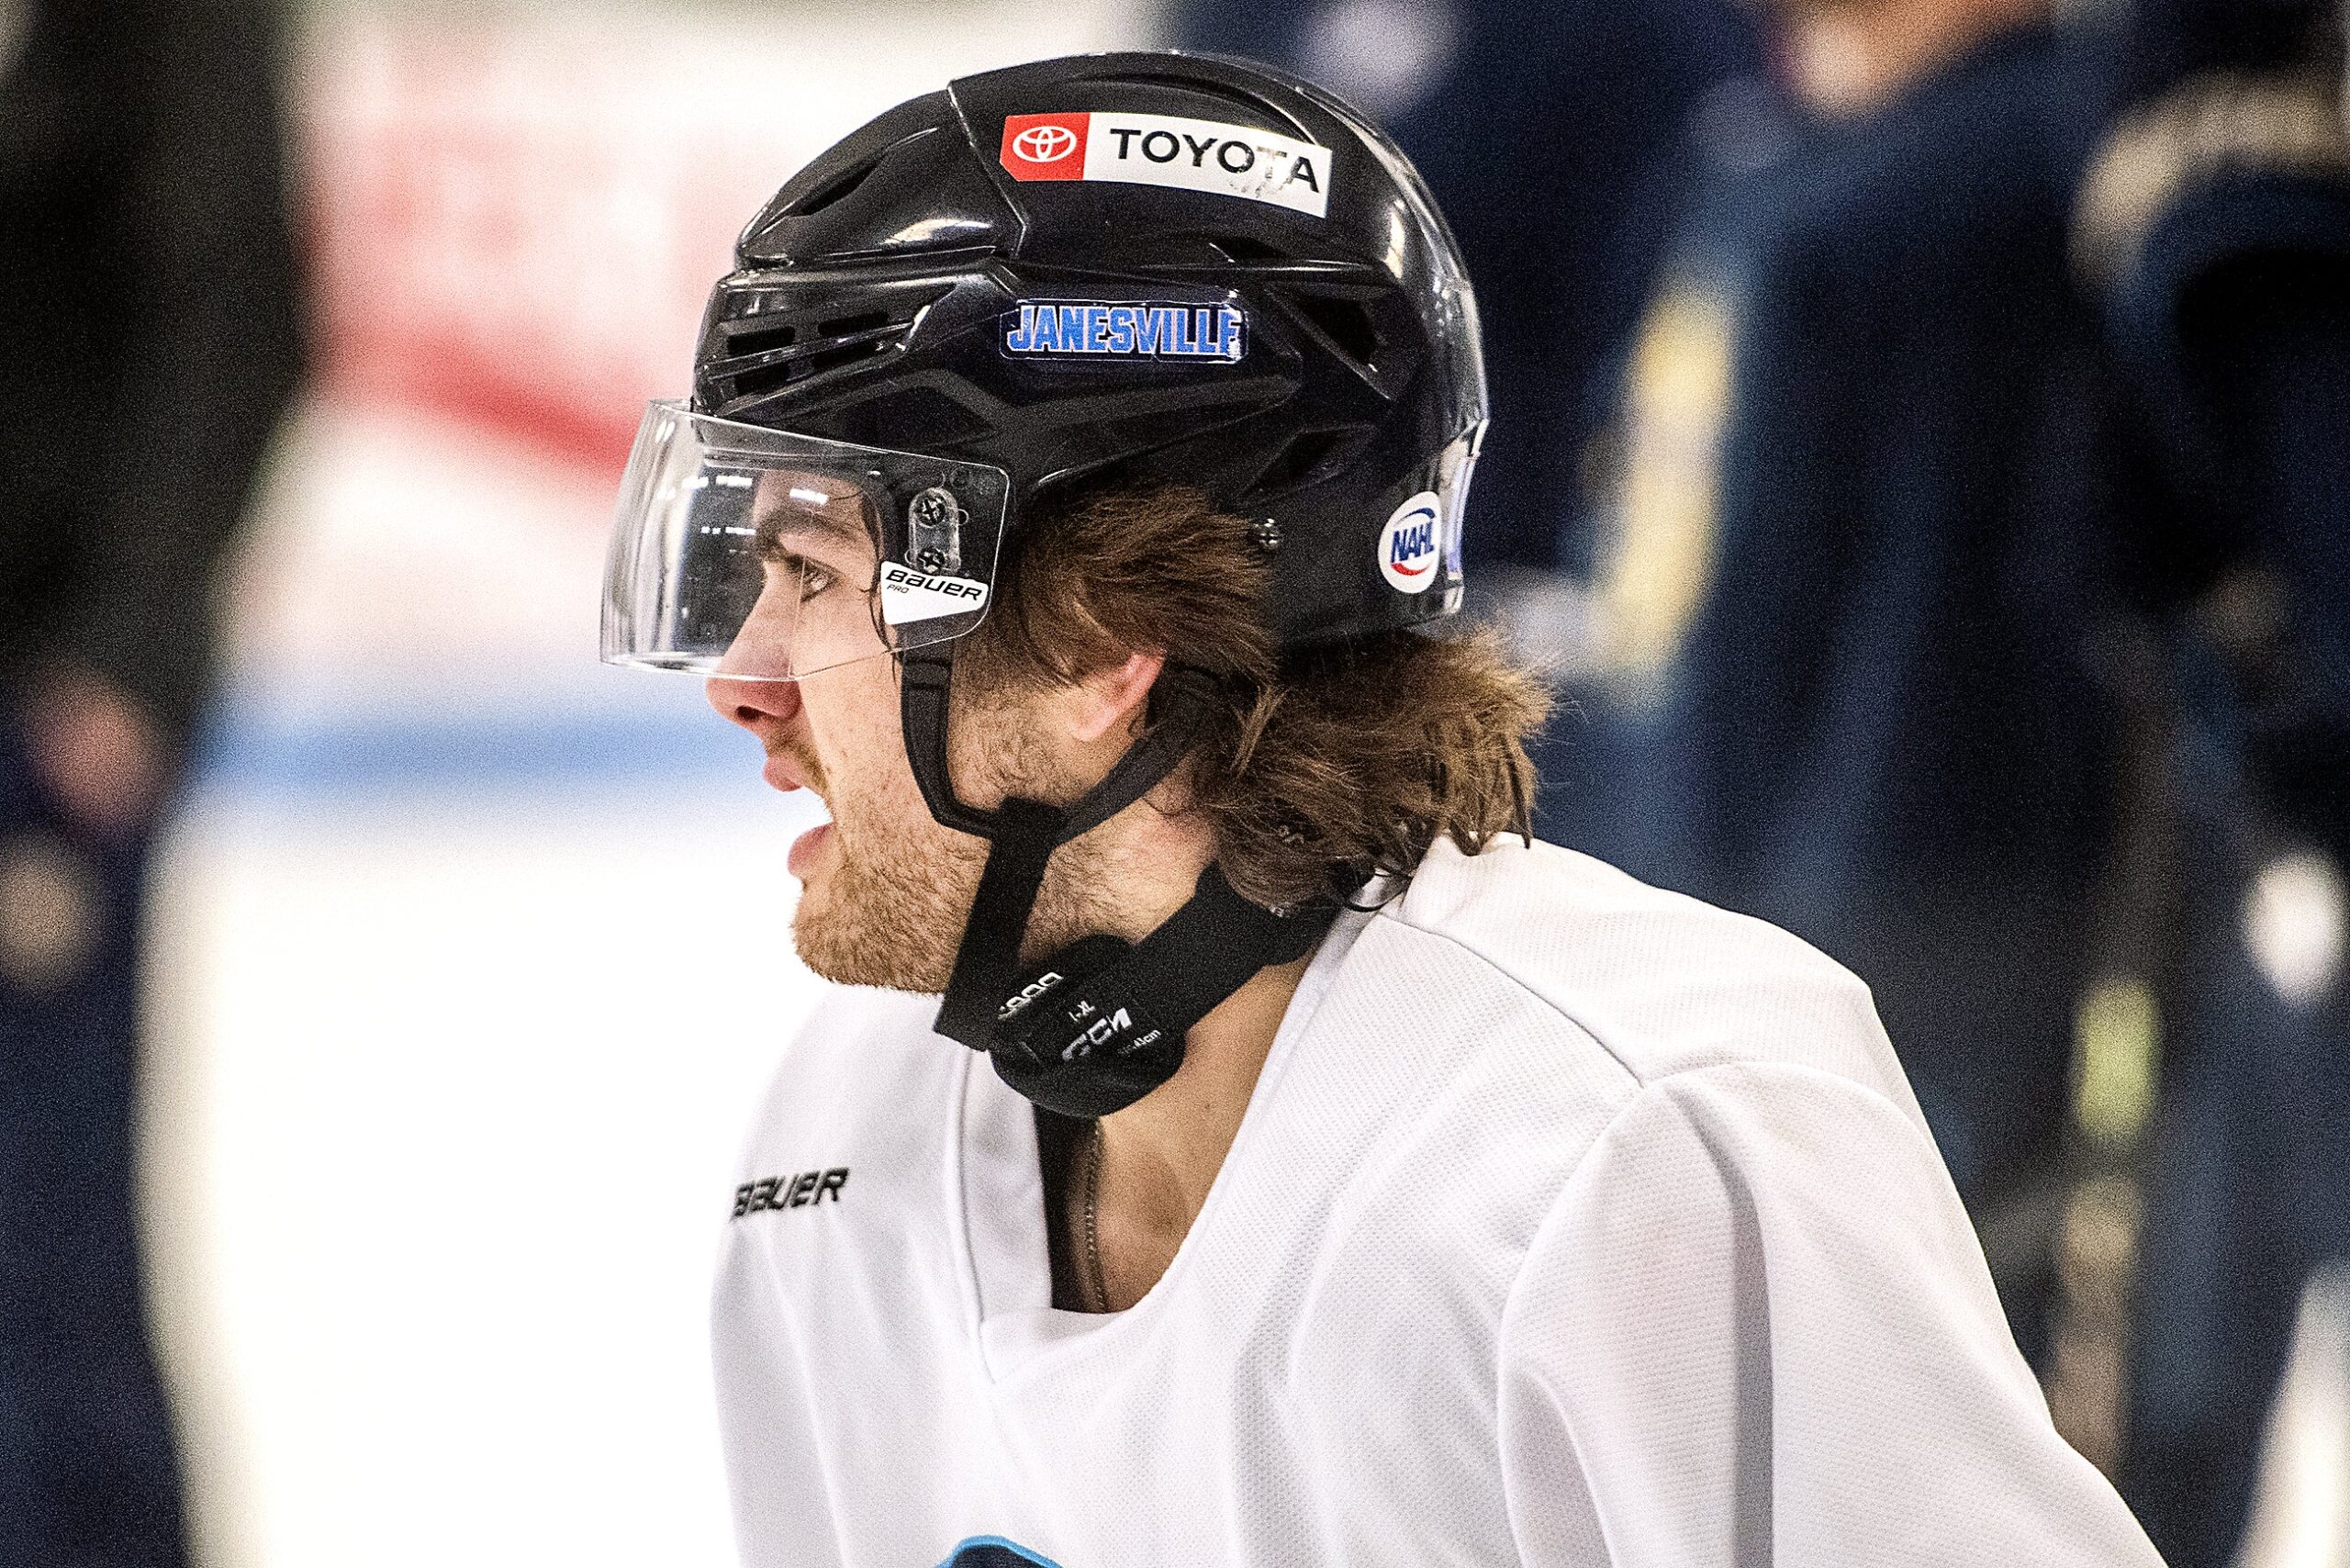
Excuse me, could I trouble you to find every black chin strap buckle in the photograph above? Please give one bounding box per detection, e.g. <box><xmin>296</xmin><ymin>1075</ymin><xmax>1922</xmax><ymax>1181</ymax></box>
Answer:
<box><xmin>986</xmin><ymin>865</ymin><xmax>1338</xmax><ymax>1118</ymax></box>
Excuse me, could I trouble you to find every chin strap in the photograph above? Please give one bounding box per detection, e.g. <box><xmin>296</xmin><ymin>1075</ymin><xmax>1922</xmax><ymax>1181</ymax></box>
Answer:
<box><xmin>899</xmin><ymin>650</ymin><xmax>1221</xmax><ymax>839</ymax></box>
<box><xmin>933</xmin><ymin>795</ymin><xmax>1069</xmax><ymax>1047</ymax></box>
<box><xmin>901</xmin><ymin>647</ymin><xmax>1331</xmax><ymax>1115</ymax></box>
<box><xmin>986</xmin><ymin>864</ymin><xmax>1337</xmax><ymax>1118</ymax></box>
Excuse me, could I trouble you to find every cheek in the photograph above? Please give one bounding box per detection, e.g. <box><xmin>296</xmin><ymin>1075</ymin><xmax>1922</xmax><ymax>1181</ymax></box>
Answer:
<box><xmin>804</xmin><ymin>661</ymin><xmax>927</xmax><ymax>827</ymax></box>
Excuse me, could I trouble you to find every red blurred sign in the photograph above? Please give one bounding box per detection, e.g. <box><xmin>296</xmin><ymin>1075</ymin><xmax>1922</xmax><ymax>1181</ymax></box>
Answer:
<box><xmin>301</xmin><ymin>15</ymin><xmax>845</xmax><ymax>476</ymax></box>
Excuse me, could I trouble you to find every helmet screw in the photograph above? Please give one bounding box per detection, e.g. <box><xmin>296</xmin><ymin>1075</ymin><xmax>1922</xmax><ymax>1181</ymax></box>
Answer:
<box><xmin>906</xmin><ymin>486</ymin><xmax>965</xmax><ymax>576</ymax></box>
<box><xmin>1249</xmin><ymin>517</ymin><xmax>1283</xmax><ymax>554</ymax></box>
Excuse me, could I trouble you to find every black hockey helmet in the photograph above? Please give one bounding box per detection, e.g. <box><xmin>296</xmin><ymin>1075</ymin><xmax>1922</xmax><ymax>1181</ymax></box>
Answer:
<box><xmin>603</xmin><ymin>51</ymin><xmax>1488</xmax><ymax>1116</ymax></box>
<box><xmin>707</xmin><ymin>49</ymin><xmax>1480</xmax><ymax>644</ymax></box>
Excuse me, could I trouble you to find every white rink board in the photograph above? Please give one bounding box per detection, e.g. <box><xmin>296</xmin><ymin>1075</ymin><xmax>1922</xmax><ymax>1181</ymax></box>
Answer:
<box><xmin>144</xmin><ymin>783</ymin><xmax>830</xmax><ymax>1568</ymax></box>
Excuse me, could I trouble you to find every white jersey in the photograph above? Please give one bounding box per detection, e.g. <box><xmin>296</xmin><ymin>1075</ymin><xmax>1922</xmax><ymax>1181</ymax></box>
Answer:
<box><xmin>711</xmin><ymin>837</ymin><xmax>2163</xmax><ymax>1568</ymax></box>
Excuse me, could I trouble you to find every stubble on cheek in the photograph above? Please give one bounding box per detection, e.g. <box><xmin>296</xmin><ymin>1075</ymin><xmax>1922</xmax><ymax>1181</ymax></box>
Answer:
<box><xmin>792</xmin><ymin>802</ymin><xmax>1130</xmax><ymax>996</ymax></box>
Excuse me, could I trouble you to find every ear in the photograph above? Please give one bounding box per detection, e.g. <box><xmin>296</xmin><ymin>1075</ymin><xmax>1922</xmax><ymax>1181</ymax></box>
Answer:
<box><xmin>1069</xmin><ymin>650</ymin><xmax>1166</xmax><ymax>744</ymax></box>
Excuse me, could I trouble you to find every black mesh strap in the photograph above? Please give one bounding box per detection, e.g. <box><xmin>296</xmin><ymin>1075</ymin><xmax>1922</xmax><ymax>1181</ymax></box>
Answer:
<box><xmin>1000</xmin><ymin>863</ymin><xmax>1334</xmax><ymax>1068</ymax></box>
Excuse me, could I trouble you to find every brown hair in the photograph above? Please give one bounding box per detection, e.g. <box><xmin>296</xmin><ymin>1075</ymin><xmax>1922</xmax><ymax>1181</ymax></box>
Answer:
<box><xmin>956</xmin><ymin>485</ymin><xmax>1550</xmax><ymax>910</ymax></box>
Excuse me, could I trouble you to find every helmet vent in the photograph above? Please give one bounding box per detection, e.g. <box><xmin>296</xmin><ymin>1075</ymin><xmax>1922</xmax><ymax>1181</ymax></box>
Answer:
<box><xmin>1209</xmin><ymin>233</ymin><xmax>1290</xmax><ymax>263</ymax></box>
<box><xmin>724</xmin><ymin>320</ymin><xmax>800</xmax><ymax>358</ymax></box>
<box><xmin>709</xmin><ymin>302</ymin><xmax>933</xmax><ymax>407</ymax></box>
<box><xmin>1282</xmin><ymin>290</ymin><xmax>1382</xmax><ymax>369</ymax></box>
<box><xmin>1245</xmin><ymin>425</ymin><xmax>1368</xmax><ymax>498</ymax></box>
<box><xmin>778</xmin><ymin>153</ymin><xmax>885</xmax><ymax>218</ymax></box>
<box><xmin>807</xmin><ymin>310</ymin><xmax>896</xmax><ymax>376</ymax></box>
<box><xmin>818</xmin><ymin>309</ymin><xmax>891</xmax><ymax>338</ymax></box>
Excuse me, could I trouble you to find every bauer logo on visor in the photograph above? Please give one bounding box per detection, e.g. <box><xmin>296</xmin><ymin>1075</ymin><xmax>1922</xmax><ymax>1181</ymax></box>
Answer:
<box><xmin>879</xmin><ymin>561</ymin><xmax>990</xmax><ymax>625</ymax></box>
<box><xmin>999</xmin><ymin>111</ymin><xmax>1332</xmax><ymax>218</ymax></box>
<box><xmin>1002</xmin><ymin>300</ymin><xmax>1247</xmax><ymax>362</ymax></box>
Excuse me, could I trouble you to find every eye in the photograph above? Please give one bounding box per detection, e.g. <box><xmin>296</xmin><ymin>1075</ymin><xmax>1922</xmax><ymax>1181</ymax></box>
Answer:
<box><xmin>764</xmin><ymin>551</ymin><xmax>844</xmax><ymax>603</ymax></box>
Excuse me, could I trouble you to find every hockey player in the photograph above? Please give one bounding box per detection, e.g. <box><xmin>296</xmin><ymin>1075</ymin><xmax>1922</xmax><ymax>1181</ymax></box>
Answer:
<box><xmin>602</xmin><ymin>53</ymin><xmax>2164</xmax><ymax>1567</ymax></box>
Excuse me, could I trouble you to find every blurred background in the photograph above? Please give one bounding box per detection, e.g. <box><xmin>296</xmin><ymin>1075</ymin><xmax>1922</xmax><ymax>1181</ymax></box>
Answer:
<box><xmin>0</xmin><ymin>0</ymin><xmax>2341</xmax><ymax>1563</ymax></box>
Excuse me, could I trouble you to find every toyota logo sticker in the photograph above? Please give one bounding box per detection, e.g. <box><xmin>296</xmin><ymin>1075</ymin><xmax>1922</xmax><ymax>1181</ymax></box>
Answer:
<box><xmin>1010</xmin><ymin>123</ymin><xmax>1078</xmax><ymax>163</ymax></box>
<box><xmin>998</xmin><ymin>110</ymin><xmax>1332</xmax><ymax>217</ymax></box>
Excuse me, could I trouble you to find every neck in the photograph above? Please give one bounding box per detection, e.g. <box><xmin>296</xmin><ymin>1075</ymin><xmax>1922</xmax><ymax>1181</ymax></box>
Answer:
<box><xmin>1107</xmin><ymin>948</ymin><xmax>1310</xmax><ymax>1215</ymax></box>
<box><xmin>1786</xmin><ymin>0</ymin><xmax>2045</xmax><ymax>116</ymax></box>
<box><xmin>1086</xmin><ymin>946</ymin><xmax>1314</xmax><ymax>1306</ymax></box>
<box><xmin>1034</xmin><ymin>754</ymin><xmax>1316</xmax><ymax>1309</ymax></box>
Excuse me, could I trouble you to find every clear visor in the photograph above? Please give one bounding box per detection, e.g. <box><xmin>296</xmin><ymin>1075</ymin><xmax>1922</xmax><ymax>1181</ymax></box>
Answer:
<box><xmin>600</xmin><ymin>400</ymin><xmax>1010</xmax><ymax>682</ymax></box>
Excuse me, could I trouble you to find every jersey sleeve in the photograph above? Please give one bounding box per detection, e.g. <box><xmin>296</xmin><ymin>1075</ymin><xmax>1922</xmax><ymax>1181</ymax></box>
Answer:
<box><xmin>1496</xmin><ymin>1062</ymin><xmax>2165</xmax><ymax>1567</ymax></box>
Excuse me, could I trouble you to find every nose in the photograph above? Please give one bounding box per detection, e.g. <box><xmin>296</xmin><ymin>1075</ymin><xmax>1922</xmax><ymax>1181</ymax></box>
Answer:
<box><xmin>705</xmin><ymin>672</ymin><xmax>803</xmax><ymax>735</ymax></box>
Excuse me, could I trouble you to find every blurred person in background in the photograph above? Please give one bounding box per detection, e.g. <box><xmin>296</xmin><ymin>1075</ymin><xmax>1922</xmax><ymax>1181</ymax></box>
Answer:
<box><xmin>1163</xmin><ymin>0</ymin><xmax>1765</xmax><ymax>588</ymax></box>
<box><xmin>0</xmin><ymin>0</ymin><xmax>303</xmax><ymax>1561</ymax></box>
<box><xmin>1568</xmin><ymin>0</ymin><xmax>2117</xmax><ymax>1374</ymax></box>
<box><xmin>2075</xmin><ymin>0</ymin><xmax>2350</xmax><ymax>1558</ymax></box>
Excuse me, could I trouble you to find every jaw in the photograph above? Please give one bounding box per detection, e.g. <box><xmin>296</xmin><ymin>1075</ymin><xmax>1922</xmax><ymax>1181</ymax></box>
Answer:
<box><xmin>789</xmin><ymin>803</ymin><xmax>985</xmax><ymax>993</ymax></box>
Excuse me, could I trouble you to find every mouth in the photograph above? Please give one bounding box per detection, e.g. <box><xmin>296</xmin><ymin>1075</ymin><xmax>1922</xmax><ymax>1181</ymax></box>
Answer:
<box><xmin>764</xmin><ymin>749</ymin><xmax>835</xmax><ymax>879</ymax></box>
<box><xmin>787</xmin><ymin>820</ymin><xmax>834</xmax><ymax>879</ymax></box>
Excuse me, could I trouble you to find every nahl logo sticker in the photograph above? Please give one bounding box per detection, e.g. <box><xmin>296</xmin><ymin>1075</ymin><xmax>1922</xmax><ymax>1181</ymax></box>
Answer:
<box><xmin>999</xmin><ymin>110</ymin><xmax>1333</xmax><ymax>218</ymax></box>
<box><xmin>878</xmin><ymin>560</ymin><xmax>989</xmax><ymax>626</ymax></box>
<box><xmin>1378</xmin><ymin>491</ymin><xmax>1444</xmax><ymax>593</ymax></box>
<box><xmin>1003</xmin><ymin>300</ymin><xmax>1246</xmax><ymax>362</ymax></box>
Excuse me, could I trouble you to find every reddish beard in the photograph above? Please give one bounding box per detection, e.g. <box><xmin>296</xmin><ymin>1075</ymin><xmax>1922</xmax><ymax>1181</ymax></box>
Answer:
<box><xmin>789</xmin><ymin>767</ymin><xmax>990</xmax><ymax>993</ymax></box>
<box><xmin>781</xmin><ymin>737</ymin><xmax>1129</xmax><ymax>996</ymax></box>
